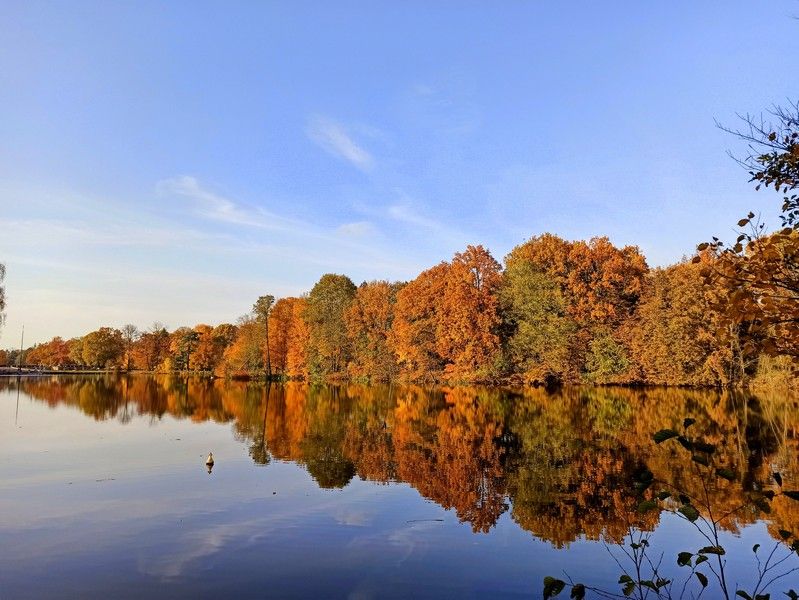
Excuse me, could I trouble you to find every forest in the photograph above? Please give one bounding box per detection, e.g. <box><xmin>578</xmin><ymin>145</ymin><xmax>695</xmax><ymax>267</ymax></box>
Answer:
<box><xmin>2</xmin><ymin>105</ymin><xmax>797</xmax><ymax>388</ymax></box>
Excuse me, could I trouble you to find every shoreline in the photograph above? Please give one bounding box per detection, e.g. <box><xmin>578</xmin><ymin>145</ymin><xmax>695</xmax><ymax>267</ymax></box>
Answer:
<box><xmin>1</xmin><ymin>369</ymin><xmax>795</xmax><ymax>394</ymax></box>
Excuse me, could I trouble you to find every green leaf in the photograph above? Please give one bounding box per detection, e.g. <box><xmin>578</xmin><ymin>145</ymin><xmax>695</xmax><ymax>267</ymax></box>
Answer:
<box><xmin>543</xmin><ymin>577</ymin><xmax>566</xmax><ymax>599</ymax></box>
<box><xmin>694</xmin><ymin>441</ymin><xmax>716</xmax><ymax>454</ymax></box>
<box><xmin>692</xmin><ymin>454</ymin><xmax>709</xmax><ymax>467</ymax></box>
<box><xmin>622</xmin><ymin>582</ymin><xmax>635</xmax><ymax>597</ymax></box>
<box><xmin>779</xmin><ymin>529</ymin><xmax>793</xmax><ymax>540</ymax></box>
<box><xmin>774</xmin><ymin>472</ymin><xmax>783</xmax><ymax>487</ymax></box>
<box><xmin>678</xmin><ymin>504</ymin><xmax>700</xmax><ymax>522</ymax></box>
<box><xmin>784</xmin><ymin>589</ymin><xmax>798</xmax><ymax>600</ymax></box>
<box><xmin>677</xmin><ymin>436</ymin><xmax>693</xmax><ymax>451</ymax></box>
<box><xmin>783</xmin><ymin>491</ymin><xmax>799</xmax><ymax>501</ymax></box>
<box><xmin>640</xmin><ymin>580</ymin><xmax>657</xmax><ymax>591</ymax></box>
<box><xmin>653</xmin><ymin>429</ymin><xmax>679</xmax><ymax>444</ymax></box>
<box><xmin>677</xmin><ymin>551</ymin><xmax>692</xmax><ymax>567</ymax></box>
<box><xmin>716</xmin><ymin>468</ymin><xmax>736</xmax><ymax>481</ymax></box>
<box><xmin>753</xmin><ymin>544</ymin><xmax>760</xmax><ymax>553</ymax></box>
<box><xmin>618</xmin><ymin>575</ymin><xmax>633</xmax><ymax>584</ymax></box>
<box><xmin>637</xmin><ymin>500</ymin><xmax>659</xmax><ymax>513</ymax></box>
<box><xmin>736</xmin><ymin>592</ymin><xmax>753</xmax><ymax>600</ymax></box>
<box><xmin>755</xmin><ymin>594</ymin><xmax>771</xmax><ymax>600</ymax></box>
<box><xmin>683</xmin><ymin>417</ymin><xmax>696</xmax><ymax>428</ymax></box>
<box><xmin>696</xmin><ymin>572</ymin><xmax>708</xmax><ymax>587</ymax></box>
<box><xmin>698</xmin><ymin>545</ymin><xmax>726</xmax><ymax>555</ymax></box>
<box><xmin>570</xmin><ymin>584</ymin><xmax>586</xmax><ymax>600</ymax></box>
<box><xmin>695</xmin><ymin>555</ymin><xmax>708</xmax><ymax>565</ymax></box>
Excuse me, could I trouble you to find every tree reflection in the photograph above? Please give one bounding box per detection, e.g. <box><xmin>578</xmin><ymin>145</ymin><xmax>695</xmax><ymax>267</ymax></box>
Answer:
<box><xmin>5</xmin><ymin>376</ymin><xmax>799</xmax><ymax>547</ymax></box>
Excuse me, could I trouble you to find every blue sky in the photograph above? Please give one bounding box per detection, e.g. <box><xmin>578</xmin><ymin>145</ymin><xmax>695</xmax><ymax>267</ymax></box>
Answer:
<box><xmin>1</xmin><ymin>1</ymin><xmax>798</xmax><ymax>345</ymax></box>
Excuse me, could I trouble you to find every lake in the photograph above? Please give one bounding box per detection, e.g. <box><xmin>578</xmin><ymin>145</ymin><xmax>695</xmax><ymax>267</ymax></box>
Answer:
<box><xmin>1</xmin><ymin>376</ymin><xmax>798</xmax><ymax>598</ymax></box>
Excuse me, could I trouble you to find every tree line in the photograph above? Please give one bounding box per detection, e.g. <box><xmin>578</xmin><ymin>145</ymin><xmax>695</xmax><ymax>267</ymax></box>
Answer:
<box><xmin>2</xmin><ymin>229</ymin><xmax>794</xmax><ymax>388</ymax></box>
<box><xmin>1</xmin><ymin>103</ymin><xmax>796</xmax><ymax>387</ymax></box>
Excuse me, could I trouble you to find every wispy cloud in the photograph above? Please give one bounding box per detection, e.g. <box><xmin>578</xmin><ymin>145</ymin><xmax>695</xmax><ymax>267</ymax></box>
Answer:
<box><xmin>156</xmin><ymin>175</ymin><xmax>275</xmax><ymax>228</ymax></box>
<box><xmin>306</xmin><ymin>116</ymin><xmax>374</xmax><ymax>171</ymax></box>
<box><xmin>387</xmin><ymin>204</ymin><xmax>442</xmax><ymax>231</ymax></box>
<box><xmin>336</xmin><ymin>221</ymin><xmax>376</xmax><ymax>238</ymax></box>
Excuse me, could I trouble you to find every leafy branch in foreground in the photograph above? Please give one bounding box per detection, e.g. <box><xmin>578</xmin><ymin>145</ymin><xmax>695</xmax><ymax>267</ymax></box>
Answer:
<box><xmin>543</xmin><ymin>417</ymin><xmax>799</xmax><ymax>599</ymax></box>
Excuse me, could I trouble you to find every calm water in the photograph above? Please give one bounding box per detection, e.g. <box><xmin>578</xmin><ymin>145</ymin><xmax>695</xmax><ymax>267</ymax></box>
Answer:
<box><xmin>1</xmin><ymin>376</ymin><xmax>798</xmax><ymax>599</ymax></box>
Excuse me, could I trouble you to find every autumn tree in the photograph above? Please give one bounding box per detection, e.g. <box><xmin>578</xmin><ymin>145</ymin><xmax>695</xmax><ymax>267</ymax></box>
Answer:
<box><xmin>392</xmin><ymin>262</ymin><xmax>449</xmax><ymax>380</ymax></box>
<box><xmin>267</xmin><ymin>297</ymin><xmax>294</xmax><ymax>376</ymax></box>
<box><xmin>701</xmin><ymin>227</ymin><xmax>799</xmax><ymax>380</ymax></box>
<box><xmin>191</xmin><ymin>324</ymin><xmax>235</xmax><ymax>372</ymax></box>
<box><xmin>439</xmin><ymin>245</ymin><xmax>502</xmax><ymax>378</ymax></box>
<box><xmin>392</xmin><ymin>246</ymin><xmax>503</xmax><ymax>381</ymax></box>
<box><xmin>132</xmin><ymin>323</ymin><xmax>170</xmax><ymax>371</ymax></box>
<box><xmin>218</xmin><ymin>316</ymin><xmax>263</xmax><ymax>378</ymax></box>
<box><xmin>286</xmin><ymin>297</ymin><xmax>310</xmax><ymax>378</ymax></box>
<box><xmin>68</xmin><ymin>337</ymin><xmax>84</xmax><ymax>366</ymax></box>
<box><xmin>305</xmin><ymin>274</ymin><xmax>356</xmax><ymax>378</ymax></box>
<box><xmin>628</xmin><ymin>256</ymin><xmax>720</xmax><ymax>386</ymax></box>
<box><xmin>264</xmin><ymin>296</ymin><xmax>311</xmax><ymax>379</ymax></box>
<box><xmin>169</xmin><ymin>327</ymin><xmax>200</xmax><ymax>371</ymax></box>
<box><xmin>504</xmin><ymin>234</ymin><xmax>648</xmax><ymax>382</ymax></box>
<box><xmin>121</xmin><ymin>324</ymin><xmax>139</xmax><ymax>371</ymax></box>
<box><xmin>254</xmin><ymin>295</ymin><xmax>275</xmax><ymax>378</ymax></box>
<box><xmin>344</xmin><ymin>281</ymin><xmax>402</xmax><ymax>381</ymax></box>
<box><xmin>80</xmin><ymin>327</ymin><xmax>124</xmax><ymax>368</ymax></box>
<box><xmin>564</xmin><ymin>237</ymin><xmax>647</xmax><ymax>327</ymax></box>
<box><xmin>702</xmin><ymin>101</ymin><xmax>799</xmax><ymax>382</ymax></box>
<box><xmin>25</xmin><ymin>337</ymin><xmax>74</xmax><ymax>368</ymax></box>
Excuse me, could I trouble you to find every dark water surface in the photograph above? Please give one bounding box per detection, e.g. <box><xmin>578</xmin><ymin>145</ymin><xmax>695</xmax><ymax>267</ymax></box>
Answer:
<box><xmin>1</xmin><ymin>376</ymin><xmax>799</xmax><ymax>598</ymax></box>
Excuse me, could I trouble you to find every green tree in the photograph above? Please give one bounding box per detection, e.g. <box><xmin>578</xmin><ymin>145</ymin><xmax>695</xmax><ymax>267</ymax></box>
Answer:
<box><xmin>628</xmin><ymin>258</ymin><xmax>720</xmax><ymax>386</ymax></box>
<box><xmin>584</xmin><ymin>330</ymin><xmax>630</xmax><ymax>383</ymax></box>
<box><xmin>499</xmin><ymin>260</ymin><xmax>575</xmax><ymax>385</ymax></box>
<box><xmin>305</xmin><ymin>274</ymin><xmax>356</xmax><ymax>377</ymax></box>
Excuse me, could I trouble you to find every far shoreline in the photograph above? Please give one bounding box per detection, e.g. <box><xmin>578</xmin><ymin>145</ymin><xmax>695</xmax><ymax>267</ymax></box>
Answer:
<box><xmin>2</xmin><ymin>368</ymin><xmax>795</xmax><ymax>395</ymax></box>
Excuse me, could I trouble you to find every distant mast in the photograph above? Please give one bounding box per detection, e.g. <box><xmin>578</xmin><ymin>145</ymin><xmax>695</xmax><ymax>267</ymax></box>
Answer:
<box><xmin>17</xmin><ymin>324</ymin><xmax>24</xmax><ymax>373</ymax></box>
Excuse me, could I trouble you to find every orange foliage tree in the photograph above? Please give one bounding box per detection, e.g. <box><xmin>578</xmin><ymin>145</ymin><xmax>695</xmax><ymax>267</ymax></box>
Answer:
<box><xmin>504</xmin><ymin>235</ymin><xmax>648</xmax><ymax>383</ymax></box>
<box><xmin>269</xmin><ymin>297</ymin><xmax>308</xmax><ymax>378</ymax></box>
<box><xmin>392</xmin><ymin>245</ymin><xmax>502</xmax><ymax>382</ymax></box>
<box><xmin>345</xmin><ymin>281</ymin><xmax>402</xmax><ymax>381</ymax></box>
<box><xmin>392</xmin><ymin>262</ymin><xmax>449</xmax><ymax>380</ymax></box>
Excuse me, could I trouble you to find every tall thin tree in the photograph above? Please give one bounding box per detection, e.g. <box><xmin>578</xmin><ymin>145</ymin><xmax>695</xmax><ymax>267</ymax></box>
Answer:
<box><xmin>254</xmin><ymin>295</ymin><xmax>275</xmax><ymax>379</ymax></box>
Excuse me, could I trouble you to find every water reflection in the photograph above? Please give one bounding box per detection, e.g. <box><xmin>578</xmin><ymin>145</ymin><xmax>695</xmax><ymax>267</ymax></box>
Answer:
<box><xmin>3</xmin><ymin>375</ymin><xmax>799</xmax><ymax>548</ymax></box>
